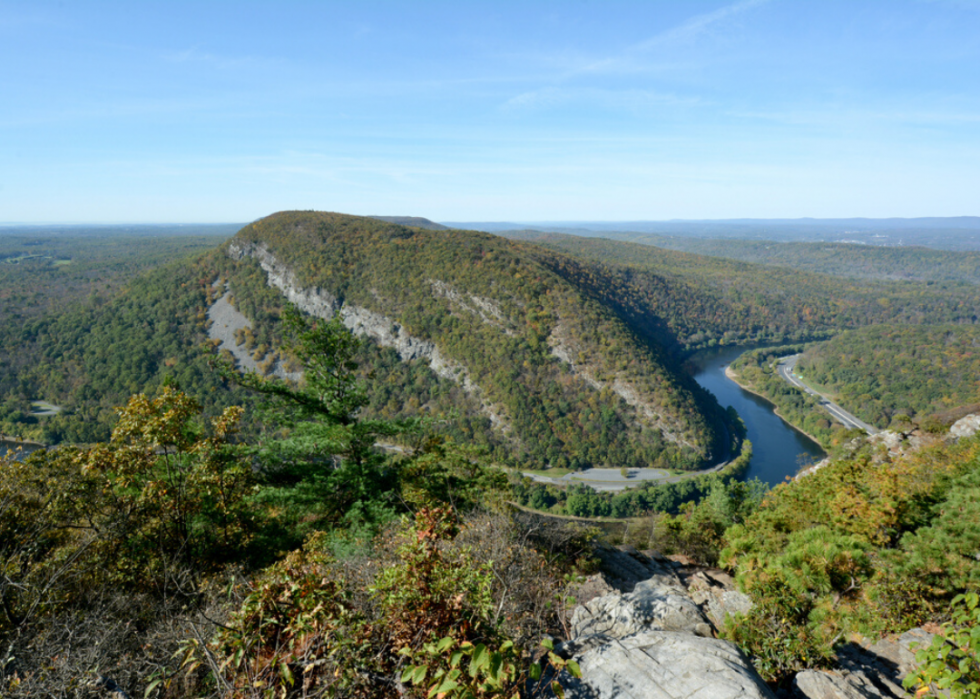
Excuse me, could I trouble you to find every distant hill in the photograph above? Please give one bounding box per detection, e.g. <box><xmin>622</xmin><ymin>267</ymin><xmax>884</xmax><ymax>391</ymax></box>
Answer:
<box><xmin>798</xmin><ymin>324</ymin><xmax>980</xmax><ymax>428</ymax></box>
<box><xmin>503</xmin><ymin>230</ymin><xmax>980</xmax><ymax>285</ymax></box>
<box><xmin>367</xmin><ymin>216</ymin><xmax>448</xmax><ymax>230</ymax></box>
<box><xmin>459</xmin><ymin>217</ymin><xmax>980</xmax><ymax>250</ymax></box>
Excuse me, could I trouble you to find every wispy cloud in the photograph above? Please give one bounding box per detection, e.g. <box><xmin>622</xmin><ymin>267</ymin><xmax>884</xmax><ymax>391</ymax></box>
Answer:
<box><xmin>636</xmin><ymin>0</ymin><xmax>772</xmax><ymax>51</ymax></box>
<box><xmin>500</xmin><ymin>0</ymin><xmax>773</xmax><ymax>111</ymax></box>
<box><xmin>501</xmin><ymin>86</ymin><xmax>700</xmax><ymax>113</ymax></box>
<box><xmin>163</xmin><ymin>46</ymin><xmax>282</xmax><ymax>71</ymax></box>
<box><xmin>577</xmin><ymin>0</ymin><xmax>773</xmax><ymax>75</ymax></box>
<box><xmin>730</xmin><ymin>106</ymin><xmax>980</xmax><ymax>127</ymax></box>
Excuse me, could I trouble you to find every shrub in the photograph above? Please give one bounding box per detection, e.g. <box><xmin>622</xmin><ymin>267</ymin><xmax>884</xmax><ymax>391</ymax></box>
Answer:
<box><xmin>904</xmin><ymin>592</ymin><xmax>980</xmax><ymax>698</ymax></box>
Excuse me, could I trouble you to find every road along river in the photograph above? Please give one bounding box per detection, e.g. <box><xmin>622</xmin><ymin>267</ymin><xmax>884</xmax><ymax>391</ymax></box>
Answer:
<box><xmin>688</xmin><ymin>346</ymin><xmax>825</xmax><ymax>487</ymax></box>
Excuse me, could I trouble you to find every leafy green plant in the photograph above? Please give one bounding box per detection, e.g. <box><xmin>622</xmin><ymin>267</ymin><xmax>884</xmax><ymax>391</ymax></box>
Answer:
<box><xmin>400</xmin><ymin>636</ymin><xmax>581</xmax><ymax>699</ymax></box>
<box><xmin>200</xmin><ymin>534</ymin><xmax>377</xmax><ymax>698</ymax></box>
<box><xmin>904</xmin><ymin>592</ymin><xmax>980</xmax><ymax>698</ymax></box>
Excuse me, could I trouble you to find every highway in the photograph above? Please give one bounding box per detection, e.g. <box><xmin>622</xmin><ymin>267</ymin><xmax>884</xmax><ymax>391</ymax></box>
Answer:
<box><xmin>775</xmin><ymin>355</ymin><xmax>877</xmax><ymax>435</ymax></box>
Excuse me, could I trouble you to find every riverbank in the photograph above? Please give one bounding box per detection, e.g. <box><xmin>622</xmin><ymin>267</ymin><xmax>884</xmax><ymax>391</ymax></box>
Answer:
<box><xmin>0</xmin><ymin>437</ymin><xmax>46</xmax><ymax>449</ymax></box>
<box><xmin>723</xmin><ymin>365</ymin><xmax>828</xmax><ymax>448</ymax></box>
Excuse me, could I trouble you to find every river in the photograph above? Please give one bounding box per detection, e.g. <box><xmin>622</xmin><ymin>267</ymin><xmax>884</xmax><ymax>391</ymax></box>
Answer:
<box><xmin>688</xmin><ymin>346</ymin><xmax>825</xmax><ymax>487</ymax></box>
<box><xmin>1</xmin><ymin>439</ymin><xmax>44</xmax><ymax>461</ymax></box>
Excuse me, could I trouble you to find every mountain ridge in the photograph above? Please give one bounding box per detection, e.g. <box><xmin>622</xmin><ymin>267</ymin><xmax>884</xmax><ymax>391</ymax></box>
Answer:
<box><xmin>218</xmin><ymin>211</ymin><xmax>730</xmax><ymax>470</ymax></box>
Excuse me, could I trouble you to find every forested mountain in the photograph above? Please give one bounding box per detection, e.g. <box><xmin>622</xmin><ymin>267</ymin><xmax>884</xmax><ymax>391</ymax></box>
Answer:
<box><xmin>215</xmin><ymin>212</ymin><xmax>731</xmax><ymax>470</ymax></box>
<box><xmin>368</xmin><ymin>216</ymin><xmax>448</xmax><ymax>230</ymax></box>
<box><xmin>504</xmin><ymin>230</ymin><xmax>980</xmax><ymax>285</ymax></box>
<box><xmin>502</xmin><ymin>230</ymin><xmax>980</xmax><ymax>353</ymax></box>
<box><xmin>1</xmin><ymin>212</ymin><xmax>745</xmax><ymax>471</ymax></box>
<box><xmin>797</xmin><ymin>324</ymin><xmax>980</xmax><ymax>429</ymax></box>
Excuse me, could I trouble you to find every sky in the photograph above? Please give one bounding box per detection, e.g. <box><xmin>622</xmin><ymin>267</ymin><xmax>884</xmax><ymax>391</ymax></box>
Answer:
<box><xmin>2</xmin><ymin>0</ymin><xmax>979</xmax><ymax>223</ymax></box>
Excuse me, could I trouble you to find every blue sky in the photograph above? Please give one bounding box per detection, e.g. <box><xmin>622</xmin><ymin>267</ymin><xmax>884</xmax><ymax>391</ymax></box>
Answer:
<box><xmin>2</xmin><ymin>0</ymin><xmax>979</xmax><ymax>222</ymax></box>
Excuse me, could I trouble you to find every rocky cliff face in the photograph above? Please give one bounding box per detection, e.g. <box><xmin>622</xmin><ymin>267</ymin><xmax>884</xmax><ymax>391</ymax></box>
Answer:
<box><xmin>226</xmin><ymin>240</ymin><xmax>513</xmax><ymax>432</ymax></box>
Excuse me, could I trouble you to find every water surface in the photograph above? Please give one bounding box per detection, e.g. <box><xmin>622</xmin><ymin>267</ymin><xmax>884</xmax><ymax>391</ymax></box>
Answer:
<box><xmin>689</xmin><ymin>346</ymin><xmax>825</xmax><ymax>487</ymax></box>
<box><xmin>1</xmin><ymin>439</ymin><xmax>43</xmax><ymax>461</ymax></box>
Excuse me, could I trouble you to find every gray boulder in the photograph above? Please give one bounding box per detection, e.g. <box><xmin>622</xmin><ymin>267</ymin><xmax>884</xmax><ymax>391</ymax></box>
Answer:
<box><xmin>793</xmin><ymin>669</ymin><xmax>892</xmax><ymax>699</ymax></box>
<box><xmin>950</xmin><ymin>414</ymin><xmax>980</xmax><ymax>440</ymax></box>
<box><xmin>560</xmin><ymin>631</ymin><xmax>776</xmax><ymax>699</ymax></box>
<box><xmin>571</xmin><ymin>577</ymin><xmax>712</xmax><ymax>639</ymax></box>
<box><xmin>594</xmin><ymin>545</ymin><xmax>685</xmax><ymax>593</ymax></box>
<box><xmin>702</xmin><ymin>589</ymin><xmax>754</xmax><ymax>632</ymax></box>
<box><xmin>686</xmin><ymin>570</ymin><xmax>754</xmax><ymax>632</ymax></box>
<box><xmin>793</xmin><ymin>628</ymin><xmax>936</xmax><ymax>699</ymax></box>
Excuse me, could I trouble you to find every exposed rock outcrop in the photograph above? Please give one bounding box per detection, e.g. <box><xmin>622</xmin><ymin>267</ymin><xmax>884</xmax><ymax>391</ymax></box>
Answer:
<box><xmin>796</xmin><ymin>419</ymin><xmax>975</xmax><ymax>479</ymax></box>
<box><xmin>206</xmin><ymin>287</ymin><xmax>299</xmax><ymax>381</ymax></box>
<box><xmin>559</xmin><ymin>632</ymin><xmax>776</xmax><ymax>699</ymax></box>
<box><xmin>686</xmin><ymin>570</ymin><xmax>754</xmax><ymax>633</ymax></box>
<box><xmin>792</xmin><ymin>629</ymin><xmax>935</xmax><ymax>699</ymax></box>
<box><xmin>546</xmin><ymin>319</ymin><xmax>693</xmax><ymax>450</ymax></box>
<box><xmin>556</xmin><ymin>547</ymin><xmax>772</xmax><ymax>698</ymax></box>
<box><xmin>226</xmin><ymin>241</ymin><xmax>513</xmax><ymax>433</ymax></box>
<box><xmin>228</xmin><ymin>241</ymin><xmax>451</xmax><ymax>371</ymax></box>
<box><xmin>561</xmin><ymin>546</ymin><xmax>933</xmax><ymax>699</ymax></box>
<box><xmin>950</xmin><ymin>413</ymin><xmax>980</xmax><ymax>439</ymax></box>
<box><xmin>570</xmin><ymin>576</ymin><xmax>713</xmax><ymax>639</ymax></box>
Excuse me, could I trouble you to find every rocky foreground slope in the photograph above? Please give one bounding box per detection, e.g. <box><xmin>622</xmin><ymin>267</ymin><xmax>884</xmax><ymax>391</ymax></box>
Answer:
<box><xmin>559</xmin><ymin>545</ymin><xmax>934</xmax><ymax>699</ymax></box>
<box><xmin>554</xmin><ymin>415</ymin><xmax>980</xmax><ymax>698</ymax></box>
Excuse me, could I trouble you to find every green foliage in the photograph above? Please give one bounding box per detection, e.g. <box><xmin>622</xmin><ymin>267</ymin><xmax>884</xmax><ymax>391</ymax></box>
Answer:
<box><xmin>720</xmin><ymin>433</ymin><xmax>980</xmax><ymax>683</ymax></box>
<box><xmin>652</xmin><ymin>477</ymin><xmax>768</xmax><ymax>565</ymax></box>
<box><xmin>722</xmin><ymin>567</ymin><xmax>836</xmax><ymax>682</ymax></box>
<box><xmin>78</xmin><ymin>388</ymin><xmax>256</xmax><ymax>581</ymax></box>
<box><xmin>904</xmin><ymin>592</ymin><xmax>980</xmax><ymax>698</ymax></box>
<box><xmin>202</xmin><ymin>533</ymin><xmax>376</xmax><ymax>698</ymax></box>
<box><xmin>202</xmin><ymin>508</ymin><xmax>579</xmax><ymax>699</ymax></box>
<box><xmin>0</xmin><ymin>387</ymin><xmax>254</xmax><ymax>635</ymax></box>
<box><xmin>890</xmin><ymin>467</ymin><xmax>980</xmax><ymax>594</ymax></box>
<box><xmin>798</xmin><ymin>325</ymin><xmax>980</xmax><ymax>429</ymax></box>
<box><xmin>372</xmin><ymin>508</ymin><xmax>496</xmax><ymax>650</ymax></box>
<box><xmin>399</xmin><ymin>437</ymin><xmax>510</xmax><ymax>512</ymax></box>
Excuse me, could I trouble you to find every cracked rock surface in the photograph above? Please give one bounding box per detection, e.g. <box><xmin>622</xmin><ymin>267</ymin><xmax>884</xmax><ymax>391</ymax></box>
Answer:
<box><xmin>571</xmin><ymin>577</ymin><xmax>713</xmax><ymax>639</ymax></box>
<box><xmin>560</xmin><ymin>631</ymin><xmax>776</xmax><ymax>699</ymax></box>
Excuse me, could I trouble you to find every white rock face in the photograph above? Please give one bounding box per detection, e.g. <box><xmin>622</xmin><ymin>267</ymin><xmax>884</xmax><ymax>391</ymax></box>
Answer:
<box><xmin>950</xmin><ymin>414</ymin><xmax>980</xmax><ymax>439</ymax></box>
<box><xmin>571</xmin><ymin>577</ymin><xmax>713</xmax><ymax>639</ymax></box>
<box><xmin>228</xmin><ymin>241</ymin><xmax>454</xmax><ymax>373</ymax></box>
<box><xmin>793</xmin><ymin>669</ymin><xmax>891</xmax><ymax>699</ymax></box>
<box><xmin>428</xmin><ymin>278</ymin><xmax>513</xmax><ymax>334</ymax></box>
<box><xmin>227</xmin><ymin>241</ymin><xmax>512</xmax><ymax>431</ymax></box>
<box><xmin>561</xmin><ymin>631</ymin><xmax>776</xmax><ymax>699</ymax></box>
<box><xmin>546</xmin><ymin>319</ymin><xmax>692</xmax><ymax>450</ymax></box>
<box><xmin>206</xmin><ymin>288</ymin><xmax>299</xmax><ymax>381</ymax></box>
